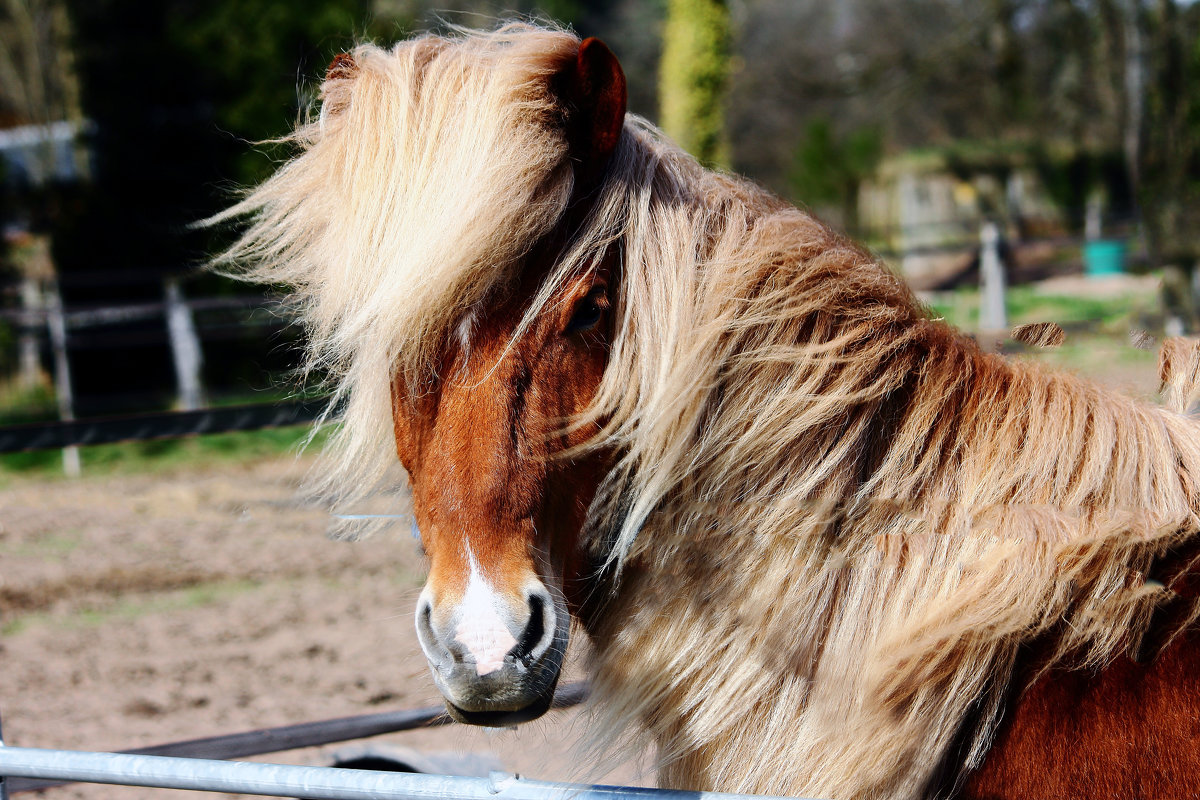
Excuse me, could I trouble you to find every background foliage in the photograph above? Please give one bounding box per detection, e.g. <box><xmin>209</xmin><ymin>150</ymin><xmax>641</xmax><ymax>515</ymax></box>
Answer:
<box><xmin>0</xmin><ymin>0</ymin><xmax>1197</xmax><ymax>417</ymax></box>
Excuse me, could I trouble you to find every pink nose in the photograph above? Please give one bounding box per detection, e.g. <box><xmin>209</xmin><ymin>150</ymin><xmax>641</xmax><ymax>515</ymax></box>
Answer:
<box><xmin>454</xmin><ymin>605</ymin><xmax>517</xmax><ymax>676</ymax></box>
<box><xmin>415</xmin><ymin>579</ymin><xmax>563</xmax><ymax>721</ymax></box>
<box><xmin>420</xmin><ymin>587</ymin><xmax>551</xmax><ymax>675</ymax></box>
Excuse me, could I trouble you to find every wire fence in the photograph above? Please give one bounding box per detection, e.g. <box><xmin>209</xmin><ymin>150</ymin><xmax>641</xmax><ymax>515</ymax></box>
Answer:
<box><xmin>0</xmin><ymin>398</ymin><xmax>327</xmax><ymax>453</ymax></box>
<box><xmin>0</xmin><ymin>274</ymin><xmax>306</xmax><ymax>469</ymax></box>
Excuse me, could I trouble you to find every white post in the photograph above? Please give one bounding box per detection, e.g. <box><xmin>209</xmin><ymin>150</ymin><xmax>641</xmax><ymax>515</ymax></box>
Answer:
<box><xmin>1085</xmin><ymin>194</ymin><xmax>1103</xmax><ymax>242</ymax></box>
<box><xmin>1005</xmin><ymin>171</ymin><xmax>1024</xmax><ymax>233</ymax></box>
<box><xmin>164</xmin><ymin>277</ymin><xmax>205</xmax><ymax>411</ymax></box>
<box><xmin>979</xmin><ymin>221</ymin><xmax>1007</xmax><ymax>334</ymax></box>
<box><xmin>17</xmin><ymin>276</ymin><xmax>44</xmax><ymax>389</ymax></box>
<box><xmin>45</xmin><ymin>281</ymin><xmax>80</xmax><ymax>477</ymax></box>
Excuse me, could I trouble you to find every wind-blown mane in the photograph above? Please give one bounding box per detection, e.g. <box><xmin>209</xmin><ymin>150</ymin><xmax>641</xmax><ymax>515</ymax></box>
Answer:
<box><xmin>210</xmin><ymin>25</ymin><xmax>586</xmax><ymax>522</ymax></box>
<box><xmin>214</xmin><ymin>23</ymin><xmax>1200</xmax><ymax>800</ymax></box>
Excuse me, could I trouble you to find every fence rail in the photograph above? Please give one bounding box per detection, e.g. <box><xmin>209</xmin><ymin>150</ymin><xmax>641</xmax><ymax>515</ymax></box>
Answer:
<box><xmin>6</xmin><ymin>683</ymin><xmax>589</xmax><ymax>795</ymax></box>
<box><xmin>0</xmin><ymin>683</ymin><xmax>805</xmax><ymax>800</ymax></box>
<box><xmin>0</xmin><ymin>746</ymin><xmax>806</xmax><ymax>800</ymax></box>
<box><xmin>0</xmin><ymin>295</ymin><xmax>277</xmax><ymax>328</ymax></box>
<box><xmin>0</xmin><ymin>399</ymin><xmax>327</xmax><ymax>453</ymax></box>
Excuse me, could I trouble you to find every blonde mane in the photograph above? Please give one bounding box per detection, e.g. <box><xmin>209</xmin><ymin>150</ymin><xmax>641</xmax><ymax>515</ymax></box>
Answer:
<box><xmin>210</xmin><ymin>24</ymin><xmax>584</xmax><ymax>523</ymax></box>
<box><xmin>214</xmin><ymin>23</ymin><xmax>1200</xmax><ymax>800</ymax></box>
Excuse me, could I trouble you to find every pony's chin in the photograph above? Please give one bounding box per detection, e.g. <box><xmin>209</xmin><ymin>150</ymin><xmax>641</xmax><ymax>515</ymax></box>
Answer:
<box><xmin>444</xmin><ymin>689</ymin><xmax>556</xmax><ymax>726</ymax></box>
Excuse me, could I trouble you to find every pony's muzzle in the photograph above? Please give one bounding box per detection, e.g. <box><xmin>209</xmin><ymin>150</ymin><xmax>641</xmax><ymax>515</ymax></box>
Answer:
<box><xmin>415</xmin><ymin>581</ymin><xmax>567</xmax><ymax>725</ymax></box>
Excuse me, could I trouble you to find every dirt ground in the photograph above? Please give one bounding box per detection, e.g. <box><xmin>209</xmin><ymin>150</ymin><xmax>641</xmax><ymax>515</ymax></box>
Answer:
<box><xmin>0</xmin><ymin>456</ymin><xmax>650</xmax><ymax>800</ymax></box>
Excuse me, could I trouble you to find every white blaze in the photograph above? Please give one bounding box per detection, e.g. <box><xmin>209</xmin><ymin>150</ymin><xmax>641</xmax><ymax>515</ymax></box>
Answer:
<box><xmin>454</xmin><ymin>549</ymin><xmax>518</xmax><ymax>676</ymax></box>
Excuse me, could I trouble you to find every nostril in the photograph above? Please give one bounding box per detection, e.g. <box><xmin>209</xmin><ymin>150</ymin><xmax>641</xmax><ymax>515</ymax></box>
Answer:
<box><xmin>415</xmin><ymin>597</ymin><xmax>441</xmax><ymax>651</ymax></box>
<box><xmin>516</xmin><ymin>594</ymin><xmax>547</xmax><ymax>664</ymax></box>
<box><xmin>415</xmin><ymin>595</ymin><xmax>459</xmax><ymax>672</ymax></box>
<box><xmin>419</xmin><ymin>599</ymin><xmax>433</xmax><ymax>630</ymax></box>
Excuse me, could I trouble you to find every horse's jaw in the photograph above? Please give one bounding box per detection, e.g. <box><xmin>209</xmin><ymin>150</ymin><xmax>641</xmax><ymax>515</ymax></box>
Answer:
<box><xmin>415</xmin><ymin>576</ymin><xmax>570</xmax><ymax>726</ymax></box>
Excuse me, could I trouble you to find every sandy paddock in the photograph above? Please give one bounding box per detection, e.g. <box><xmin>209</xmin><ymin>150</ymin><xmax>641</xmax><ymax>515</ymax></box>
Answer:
<box><xmin>0</xmin><ymin>456</ymin><xmax>646</xmax><ymax>800</ymax></box>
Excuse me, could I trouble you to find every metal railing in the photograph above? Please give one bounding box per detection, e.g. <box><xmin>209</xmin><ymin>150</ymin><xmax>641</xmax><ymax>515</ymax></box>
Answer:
<box><xmin>5</xmin><ymin>683</ymin><xmax>589</xmax><ymax>795</ymax></box>
<box><xmin>0</xmin><ymin>747</ymin><xmax>803</xmax><ymax>800</ymax></box>
<box><xmin>0</xmin><ymin>681</ymin><xmax>811</xmax><ymax>800</ymax></box>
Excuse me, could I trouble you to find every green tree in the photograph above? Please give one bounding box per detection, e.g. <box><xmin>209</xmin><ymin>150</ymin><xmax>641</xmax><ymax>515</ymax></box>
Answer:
<box><xmin>1138</xmin><ymin>0</ymin><xmax>1200</xmax><ymax>330</ymax></box>
<box><xmin>789</xmin><ymin>117</ymin><xmax>882</xmax><ymax>234</ymax></box>
<box><xmin>168</xmin><ymin>0</ymin><xmax>395</xmax><ymax>186</ymax></box>
<box><xmin>658</xmin><ymin>0</ymin><xmax>730</xmax><ymax>167</ymax></box>
<box><xmin>43</xmin><ymin>0</ymin><xmax>392</xmax><ymax>406</ymax></box>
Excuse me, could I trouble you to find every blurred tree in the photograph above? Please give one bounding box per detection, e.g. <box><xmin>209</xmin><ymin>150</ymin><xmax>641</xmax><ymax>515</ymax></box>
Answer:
<box><xmin>0</xmin><ymin>0</ymin><xmax>84</xmax><ymax>229</ymax></box>
<box><xmin>168</xmin><ymin>0</ymin><xmax>391</xmax><ymax>187</ymax></box>
<box><xmin>659</xmin><ymin>0</ymin><xmax>730</xmax><ymax>167</ymax></box>
<box><xmin>0</xmin><ymin>0</ymin><xmax>84</xmax><ymax>391</ymax></box>
<box><xmin>0</xmin><ymin>0</ymin><xmax>81</xmax><ymax>131</ymax></box>
<box><xmin>47</xmin><ymin>0</ymin><xmax>390</xmax><ymax>408</ymax></box>
<box><xmin>789</xmin><ymin>117</ymin><xmax>882</xmax><ymax>233</ymax></box>
<box><xmin>1139</xmin><ymin>0</ymin><xmax>1200</xmax><ymax>330</ymax></box>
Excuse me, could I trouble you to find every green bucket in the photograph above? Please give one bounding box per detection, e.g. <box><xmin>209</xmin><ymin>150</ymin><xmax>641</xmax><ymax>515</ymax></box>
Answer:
<box><xmin>1083</xmin><ymin>239</ymin><xmax>1126</xmax><ymax>277</ymax></box>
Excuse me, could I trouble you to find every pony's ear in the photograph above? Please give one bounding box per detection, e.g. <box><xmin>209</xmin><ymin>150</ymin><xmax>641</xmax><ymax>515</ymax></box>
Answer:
<box><xmin>321</xmin><ymin>53</ymin><xmax>358</xmax><ymax>118</ymax></box>
<box><xmin>326</xmin><ymin>52</ymin><xmax>357</xmax><ymax>82</ymax></box>
<box><xmin>560</xmin><ymin>37</ymin><xmax>627</xmax><ymax>175</ymax></box>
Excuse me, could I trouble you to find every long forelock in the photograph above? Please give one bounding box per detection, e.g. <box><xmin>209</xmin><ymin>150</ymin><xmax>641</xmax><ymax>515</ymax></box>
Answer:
<box><xmin>209</xmin><ymin>24</ymin><xmax>586</xmax><ymax>528</ymax></box>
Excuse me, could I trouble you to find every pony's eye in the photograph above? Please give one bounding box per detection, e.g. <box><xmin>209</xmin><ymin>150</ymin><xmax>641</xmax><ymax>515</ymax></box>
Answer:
<box><xmin>565</xmin><ymin>286</ymin><xmax>609</xmax><ymax>334</ymax></box>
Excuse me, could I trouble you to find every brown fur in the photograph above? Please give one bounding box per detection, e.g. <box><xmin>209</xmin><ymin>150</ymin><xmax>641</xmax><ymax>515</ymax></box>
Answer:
<box><xmin>963</xmin><ymin>538</ymin><xmax>1200</xmax><ymax>799</ymax></box>
<box><xmin>1011</xmin><ymin>322</ymin><xmax>1065</xmax><ymax>348</ymax></box>
<box><xmin>389</xmin><ymin>261</ymin><xmax>613</xmax><ymax>613</ymax></box>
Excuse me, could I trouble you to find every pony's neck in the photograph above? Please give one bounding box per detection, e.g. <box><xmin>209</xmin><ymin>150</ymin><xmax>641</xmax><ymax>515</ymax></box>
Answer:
<box><xmin>578</xmin><ymin>278</ymin><xmax>1200</xmax><ymax>799</ymax></box>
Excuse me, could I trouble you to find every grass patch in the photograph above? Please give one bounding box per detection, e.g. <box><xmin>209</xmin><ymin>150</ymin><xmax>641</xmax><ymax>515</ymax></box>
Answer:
<box><xmin>925</xmin><ymin>284</ymin><xmax>1157</xmax><ymax>333</ymax></box>
<box><xmin>923</xmin><ymin>281</ymin><xmax>1161</xmax><ymax>387</ymax></box>
<box><xmin>0</xmin><ymin>423</ymin><xmax>333</xmax><ymax>483</ymax></box>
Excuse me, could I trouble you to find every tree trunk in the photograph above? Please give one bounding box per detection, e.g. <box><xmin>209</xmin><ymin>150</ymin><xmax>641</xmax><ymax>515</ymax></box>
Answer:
<box><xmin>659</xmin><ymin>0</ymin><xmax>731</xmax><ymax>168</ymax></box>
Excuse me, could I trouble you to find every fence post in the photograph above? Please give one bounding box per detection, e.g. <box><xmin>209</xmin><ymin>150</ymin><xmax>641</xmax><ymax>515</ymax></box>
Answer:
<box><xmin>45</xmin><ymin>281</ymin><xmax>80</xmax><ymax>477</ymax></box>
<box><xmin>1</xmin><ymin>709</ymin><xmax>9</xmax><ymax>800</ymax></box>
<box><xmin>164</xmin><ymin>278</ymin><xmax>205</xmax><ymax>411</ymax></box>
<box><xmin>978</xmin><ymin>221</ymin><xmax>1007</xmax><ymax>335</ymax></box>
<box><xmin>17</xmin><ymin>277</ymin><xmax>44</xmax><ymax>390</ymax></box>
<box><xmin>1084</xmin><ymin>195</ymin><xmax>1103</xmax><ymax>243</ymax></box>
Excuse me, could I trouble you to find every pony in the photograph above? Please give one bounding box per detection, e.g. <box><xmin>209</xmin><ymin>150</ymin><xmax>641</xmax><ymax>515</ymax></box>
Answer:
<box><xmin>211</xmin><ymin>23</ymin><xmax>1200</xmax><ymax>800</ymax></box>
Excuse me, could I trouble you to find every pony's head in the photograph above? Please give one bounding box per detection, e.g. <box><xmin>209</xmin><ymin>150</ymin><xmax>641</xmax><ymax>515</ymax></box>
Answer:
<box><xmin>393</xmin><ymin>246</ymin><xmax>618</xmax><ymax>722</ymax></box>
<box><xmin>212</xmin><ymin>24</ymin><xmax>630</xmax><ymax>723</ymax></box>
<box><xmin>370</xmin><ymin>31</ymin><xmax>627</xmax><ymax>723</ymax></box>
